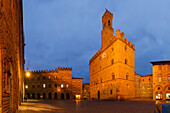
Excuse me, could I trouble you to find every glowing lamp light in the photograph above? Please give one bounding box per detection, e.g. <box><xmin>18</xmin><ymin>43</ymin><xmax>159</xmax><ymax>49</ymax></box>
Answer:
<box><xmin>76</xmin><ymin>95</ymin><xmax>81</xmax><ymax>99</ymax></box>
<box><xmin>26</xmin><ymin>72</ymin><xmax>30</xmax><ymax>77</ymax></box>
<box><xmin>57</xmin><ymin>88</ymin><xmax>61</xmax><ymax>92</ymax></box>
<box><xmin>25</xmin><ymin>85</ymin><xmax>28</xmax><ymax>89</ymax></box>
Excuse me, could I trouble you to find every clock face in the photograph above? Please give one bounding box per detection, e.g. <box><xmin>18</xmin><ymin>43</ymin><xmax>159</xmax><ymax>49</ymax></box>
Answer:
<box><xmin>102</xmin><ymin>53</ymin><xmax>106</xmax><ymax>58</ymax></box>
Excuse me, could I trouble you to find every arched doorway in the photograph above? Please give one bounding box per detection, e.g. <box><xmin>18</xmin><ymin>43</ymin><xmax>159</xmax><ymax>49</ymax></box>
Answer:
<box><xmin>98</xmin><ymin>91</ymin><xmax>100</xmax><ymax>99</ymax></box>
<box><xmin>37</xmin><ymin>93</ymin><xmax>40</xmax><ymax>99</ymax></box>
<box><xmin>27</xmin><ymin>93</ymin><xmax>30</xmax><ymax>99</ymax></box>
<box><xmin>66</xmin><ymin>93</ymin><xmax>70</xmax><ymax>99</ymax></box>
<box><xmin>49</xmin><ymin>92</ymin><xmax>52</xmax><ymax>99</ymax></box>
<box><xmin>32</xmin><ymin>93</ymin><xmax>35</xmax><ymax>99</ymax></box>
<box><xmin>54</xmin><ymin>92</ymin><xmax>57</xmax><ymax>99</ymax></box>
<box><xmin>43</xmin><ymin>93</ymin><xmax>46</xmax><ymax>99</ymax></box>
<box><xmin>61</xmin><ymin>93</ymin><xmax>64</xmax><ymax>99</ymax></box>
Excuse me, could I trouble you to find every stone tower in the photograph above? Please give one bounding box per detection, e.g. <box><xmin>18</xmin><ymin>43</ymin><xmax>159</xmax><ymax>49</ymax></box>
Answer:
<box><xmin>101</xmin><ymin>9</ymin><xmax>114</xmax><ymax>50</ymax></box>
<box><xmin>89</xmin><ymin>9</ymin><xmax>135</xmax><ymax>100</ymax></box>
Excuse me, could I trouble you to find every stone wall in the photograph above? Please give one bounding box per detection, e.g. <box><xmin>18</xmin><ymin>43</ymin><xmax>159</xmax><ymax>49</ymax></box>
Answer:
<box><xmin>0</xmin><ymin>0</ymin><xmax>24</xmax><ymax>113</ymax></box>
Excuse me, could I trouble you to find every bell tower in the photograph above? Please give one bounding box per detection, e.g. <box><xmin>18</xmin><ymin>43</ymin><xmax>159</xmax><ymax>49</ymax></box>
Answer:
<box><xmin>101</xmin><ymin>9</ymin><xmax>114</xmax><ymax>49</ymax></box>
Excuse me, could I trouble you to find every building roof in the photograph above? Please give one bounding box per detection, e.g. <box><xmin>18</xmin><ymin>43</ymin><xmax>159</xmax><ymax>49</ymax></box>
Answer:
<box><xmin>141</xmin><ymin>74</ymin><xmax>152</xmax><ymax>77</ymax></box>
<box><xmin>83</xmin><ymin>83</ymin><xmax>89</xmax><ymax>85</ymax></box>
<box><xmin>72</xmin><ymin>77</ymin><xmax>83</xmax><ymax>79</ymax></box>
<box><xmin>150</xmin><ymin>60</ymin><xmax>170</xmax><ymax>64</ymax></box>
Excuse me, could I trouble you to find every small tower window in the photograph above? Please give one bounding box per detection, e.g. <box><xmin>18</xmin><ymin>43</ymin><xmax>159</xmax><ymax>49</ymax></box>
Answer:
<box><xmin>126</xmin><ymin>74</ymin><xmax>129</xmax><ymax>80</ymax></box>
<box><xmin>108</xmin><ymin>20</ymin><xmax>110</xmax><ymax>26</ymax></box>
<box><xmin>112</xmin><ymin>73</ymin><xmax>115</xmax><ymax>80</ymax></box>
<box><xmin>111</xmin><ymin>59</ymin><xmax>114</xmax><ymax>65</ymax></box>
<box><xmin>125</xmin><ymin>59</ymin><xmax>127</xmax><ymax>64</ymax></box>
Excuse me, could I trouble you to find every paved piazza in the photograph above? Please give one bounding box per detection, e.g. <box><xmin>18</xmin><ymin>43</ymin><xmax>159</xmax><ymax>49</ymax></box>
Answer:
<box><xmin>17</xmin><ymin>99</ymin><xmax>156</xmax><ymax>113</ymax></box>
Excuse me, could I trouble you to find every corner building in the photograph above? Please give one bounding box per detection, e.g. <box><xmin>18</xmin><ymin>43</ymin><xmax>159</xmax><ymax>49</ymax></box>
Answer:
<box><xmin>25</xmin><ymin>67</ymin><xmax>83</xmax><ymax>100</ymax></box>
<box><xmin>151</xmin><ymin>61</ymin><xmax>170</xmax><ymax>100</ymax></box>
<box><xmin>89</xmin><ymin>9</ymin><xmax>135</xmax><ymax>100</ymax></box>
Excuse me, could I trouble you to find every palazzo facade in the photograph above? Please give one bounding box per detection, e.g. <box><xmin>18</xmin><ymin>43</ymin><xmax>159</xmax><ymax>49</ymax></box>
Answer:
<box><xmin>25</xmin><ymin>67</ymin><xmax>83</xmax><ymax>100</ymax></box>
<box><xmin>89</xmin><ymin>9</ymin><xmax>135</xmax><ymax>100</ymax></box>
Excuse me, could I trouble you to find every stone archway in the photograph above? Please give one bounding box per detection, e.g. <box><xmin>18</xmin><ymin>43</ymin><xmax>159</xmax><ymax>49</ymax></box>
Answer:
<box><xmin>66</xmin><ymin>93</ymin><xmax>70</xmax><ymax>99</ymax></box>
<box><xmin>43</xmin><ymin>93</ymin><xmax>46</xmax><ymax>99</ymax></box>
<box><xmin>48</xmin><ymin>92</ymin><xmax>52</xmax><ymax>99</ymax></box>
<box><xmin>98</xmin><ymin>91</ymin><xmax>100</xmax><ymax>99</ymax></box>
<box><xmin>54</xmin><ymin>92</ymin><xmax>57</xmax><ymax>99</ymax></box>
<box><xmin>61</xmin><ymin>93</ymin><xmax>64</xmax><ymax>99</ymax></box>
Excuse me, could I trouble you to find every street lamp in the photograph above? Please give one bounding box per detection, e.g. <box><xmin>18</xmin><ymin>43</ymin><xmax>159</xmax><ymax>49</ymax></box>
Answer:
<box><xmin>26</xmin><ymin>72</ymin><xmax>30</xmax><ymax>77</ymax></box>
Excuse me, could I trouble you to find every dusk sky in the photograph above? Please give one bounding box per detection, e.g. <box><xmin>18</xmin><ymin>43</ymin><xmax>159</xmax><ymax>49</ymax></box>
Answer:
<box><xmin>23</xmin><ymin>0</ymin><xmax>170</xmax><ymax>83</ymax></box>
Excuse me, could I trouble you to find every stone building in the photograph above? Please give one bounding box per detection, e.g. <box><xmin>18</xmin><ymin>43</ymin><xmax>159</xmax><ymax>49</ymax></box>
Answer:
<box><xmin>25</xmin><ymin>67</ymin><xmax>83</xmax><ymax>100</ymax></box>
<box><xmin>0</xmin><ymin>0</ymin><xmax>25</xmax><ymax>113</ymax></box>
<box><xmin>135</xmin><ymin>74</ymin><xmax>153</xmax><ymax>99</ymax></box>
<box><xmin>139</xmin><ymin>74</ymin><xmax>153</xmax><ymax>98</ymax></box>
<box><xmin>83</xmin><ymin>83</ymin><xmax>90</xmax><ymax>99</ymax></box>
<box><xmin>151</xmin><ymin>61</ymin><xmax>170</xmax><ymax>100</ymax></box>
<box><xmin>89</xmin><ymin>9</ymin><xmax>135</xmax><ymax>100</ymax></box>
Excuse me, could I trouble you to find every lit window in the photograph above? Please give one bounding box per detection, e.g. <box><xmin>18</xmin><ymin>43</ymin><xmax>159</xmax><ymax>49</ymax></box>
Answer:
<box><xmin>49</xmin><ymin>76</ymin><xmax>51</xmax><ymax>79</ymax></box>
<box><xmin>168</xmin><ymin>77</ymin><xmax>170</xmax><ymax>82</ymax></box>
<box><xmin>67</xmin><ymin>76</ymin><xmax>69</xmax><ymax>80</ymax></box>
<box><xmin>66</xmin><ymin>84</ymin><xmax>69</xmax><ymax>88</ymax></box>
<box><xmin>78</xmin><ymin>85</ymin><xmax>80</xmax><ymax>88</ymax></box>
<box><xmin>25</xmin><ymin>85</ymin><xmax>28</xmax><ymax>89</ymax></box>
<box><xmin>73</xmin><ymin>80</ymin><xmax>75</xmax><ymax>83</ymax></box>
<box><xmin>158</xmin><ymin>65</ymin><xmax>162</xmax><ymax>70</ymax></box>
<box><xmin>78</xmin><ymin>80</ymin><xmax>80</xmax><ymax>83</ymax></box>
<box><xmin>61</xmin><ymin>84</ymin><xmax>64</xmax><ymax>88</ymax></box>
<box><xmin>84</xmin><ymin>90</ymin><xmax>86</xmax><ymax>93</ymax></box>
<box><xmin>61</xmin><ymin>76</ymin><xmax>63</xmax><ymax>79</ymax></box>
<box><xmin>43</xmin><ymin>84</ymin><xmax>46</xmax><ymax>88</ymax></box>
<box><xmin>158</xmin><ymin>77</ymin><xmax>162</xmax><ymax>82</ymax></box>
<box><xmin>73</xmin><ymin>85</ymin><xmax>75</xmax><ymax>88</ymax></box>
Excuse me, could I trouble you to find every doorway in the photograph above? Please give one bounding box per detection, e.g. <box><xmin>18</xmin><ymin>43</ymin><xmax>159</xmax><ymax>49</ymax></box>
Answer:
<box><xmin>61</xmin><ymin>93</ymin><xmax>64</xmax><ymax>99</ymax></box>
<box><xmin>66</xmin><ymin>93</ymin><xmax>70</xmax><ymax>99</ymax></box>
<box><xmin>98</xmin><ymin>91</ymin><xmax>100</xmax><ymax>99</ymax></box>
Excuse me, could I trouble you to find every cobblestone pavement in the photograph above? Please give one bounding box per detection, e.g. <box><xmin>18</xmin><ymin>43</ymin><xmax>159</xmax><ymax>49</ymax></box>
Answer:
<box><xmin>16</xmin><ymin>99</ymin><xmax>156</xmax><ymax>113</ymax></box>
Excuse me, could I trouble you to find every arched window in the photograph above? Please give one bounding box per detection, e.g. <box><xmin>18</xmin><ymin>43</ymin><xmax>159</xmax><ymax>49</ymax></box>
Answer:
<box><xmin>108</xmin><ymin>20</ymin><xmax>110</xmax><ymax>26</ymax></box>
<box><xmin>125</xmin><ymin>59</ymin><xmax>127</xmax><ymax>64</ymax></box>
<box><xmin>126</xmin><ymin>74</ymin><xmax>129</xmax><ymax>80</ymax></box>
<box><xmin>112</xmin><ymin>73</ymin><xmax>115</xmax><ymax>80</ymax></box>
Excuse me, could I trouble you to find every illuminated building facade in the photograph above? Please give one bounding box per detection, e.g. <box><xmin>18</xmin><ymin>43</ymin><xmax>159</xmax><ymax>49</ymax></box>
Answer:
<box><xmin>0</xmin><ymin>0</ymin><xmax>25</xmax><ymax>113</ymax></box>
<box><xmin>89</xmin><ymin>9</ymin><xmax>135</xmax><ymax>100</ymax></box>
<box><xmin>83</xmin><ymin>83</ymin><xmax>90</xmax><ymax>99</ymax></box>
<box><xmin>25</xmin><ymin>67</ymin><xmax>83</xmax><ymax>100</ymax></box>
<box><xmin>151</xmin><ymin>61</ymin><xmax>170</xmax><ymax>100</ymax></box>
<box><xmin>135</xmin><ymin>74</ymin><xmax>153</xmax><ymax>98</ymax></box>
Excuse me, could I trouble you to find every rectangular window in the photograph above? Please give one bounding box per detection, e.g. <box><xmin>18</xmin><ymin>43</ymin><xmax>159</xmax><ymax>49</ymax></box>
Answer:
<box><xmin>168</xmin><ymin>77</ymin><xmax>170</xmax><ymax>82</ymax></box>
<box><xmin>61</xmin><ymin>84</ymin><xmax>64</xmax><ymax>88</ymax></box>
<box><xmin>43</xmin><ymin>84</ymin><xmax>46</xmax><ymax>88</ymax></box>
<box><xmin>158</xmin><ymin>77</ymin><xmax>162</xmax><ymax>82</ymax></box>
